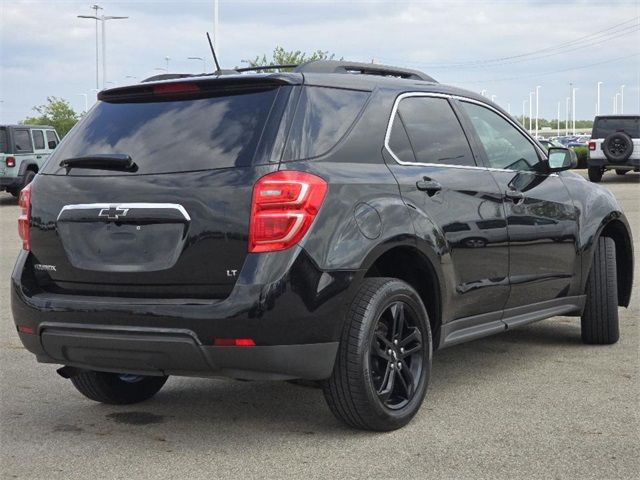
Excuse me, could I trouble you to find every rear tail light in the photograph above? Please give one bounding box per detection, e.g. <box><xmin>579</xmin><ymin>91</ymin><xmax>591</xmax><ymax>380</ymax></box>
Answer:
<box><xmin>152</xmin><ymin>82</ymin><xmax>200</xmax><ymax>95</ymax></box>
<box><xmin>5</xmin><ymin>156</ymin><xmax>15</xmax><ymax>167</ymax></box>
<box><xmin>588</xmin><ymin>141</ymin><xmax>596</xmax><ymax>151</ymax></box>
<box><xmin>17</xmin><ymin>325</ymin><xmax>35</xmax><ymax>335</ymax></box>
<box><xmin>18</xmin><ymin>183</ymin><xmax>32</xmax><ymax>251</ymax></box>
<box><xmin>248</xmin><ymin>171</ymin><xmax>327</xmax><ymax>253</ymax></box>
<box><xmin>213</xmin><ymin>338</ymin><xmax>256</xmax><ymax>346</ymax></box>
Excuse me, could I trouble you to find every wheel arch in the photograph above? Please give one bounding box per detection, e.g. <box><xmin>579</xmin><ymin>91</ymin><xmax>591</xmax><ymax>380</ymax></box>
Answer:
<box><xmin>359</xmin><ymin>243</ymin><xmax>444</xmax><ymax>347</ymax></box>
<box><xmin>598</xmin><ymin>217</ymin><xmax>633</xmax><ymax>307</ymax></box>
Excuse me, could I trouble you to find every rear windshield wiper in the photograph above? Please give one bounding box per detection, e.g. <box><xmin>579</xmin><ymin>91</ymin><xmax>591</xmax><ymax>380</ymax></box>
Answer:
<box><xmin>60</xmin><ymin>154</ymin><xmax>137</xmax><ymax>172</ymax></box>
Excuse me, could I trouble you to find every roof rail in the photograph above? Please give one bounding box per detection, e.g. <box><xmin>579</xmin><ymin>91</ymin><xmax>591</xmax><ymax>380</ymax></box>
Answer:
<box><xmin>295</xmin><ymin>60</ymin><xmax>437</xmax><ymax>83</ymax></box>
<box><xmin>235</xmin><ymin>64</ymin><xmax>299</xmax><ymax>73</ymax></box>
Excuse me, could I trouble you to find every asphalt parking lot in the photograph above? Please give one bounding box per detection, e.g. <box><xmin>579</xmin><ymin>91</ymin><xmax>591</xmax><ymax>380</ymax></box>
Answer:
<box><xmin>0</xmin><ymin>171</ymin><xmax>638</xmax><ymax>480</ymax></box>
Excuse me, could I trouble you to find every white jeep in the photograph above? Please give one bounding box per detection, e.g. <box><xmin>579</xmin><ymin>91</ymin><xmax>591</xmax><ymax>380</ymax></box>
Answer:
<box><xmin>587</xmin><ymin>115</ymin><xmax>640</xmax><ymax>182</ymax></box>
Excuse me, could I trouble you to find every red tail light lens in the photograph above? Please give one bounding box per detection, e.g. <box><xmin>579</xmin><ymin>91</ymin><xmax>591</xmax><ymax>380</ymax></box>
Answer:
<box><xmin>588</xmin><ymin>141</ymin><xmax>596</xmax><ymax>151</ymax></box>
<box><xmin>249</xmin><ymin>171</ymin><xmax>327</xmax><ymax>253</ymax></box>
<box><xmin>5</xmin><ymin>156</ymin><xmax>15</xmax><ymax>167</ymax></box>
<box><xmin>213</xmin><ymin>338</ymin><xmax>256</xmax><ymax>346</ymax></box>
<box><xmin>152</xmin><ymin>82</ymin><xmax>200</xmax><ymax>95</ymax></box>
<box><xmin>18</xmin><ymin>183</ymin><xmax>32</xmax><ymax>251</ymax></box>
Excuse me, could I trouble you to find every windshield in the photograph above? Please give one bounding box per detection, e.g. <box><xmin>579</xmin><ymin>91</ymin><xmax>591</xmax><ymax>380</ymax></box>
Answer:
<box><xmin>592</xmin><ymin>117</ymin><xmax>640</xmax><ymax>139</ymax></box>
<box><xmin>42</xmin><ymin>87</ymin><xmax>283</xmax><ymax>175</ymax></box>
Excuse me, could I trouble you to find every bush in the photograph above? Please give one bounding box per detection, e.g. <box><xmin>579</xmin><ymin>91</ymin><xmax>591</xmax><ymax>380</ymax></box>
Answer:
<box><xmin>572</xmin><ymin>146</ymin><xmax>588</xmax><ymax>169</ymax></box>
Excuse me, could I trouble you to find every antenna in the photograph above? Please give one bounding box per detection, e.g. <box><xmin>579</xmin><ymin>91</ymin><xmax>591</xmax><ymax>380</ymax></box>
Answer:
<box><xmin>206</xmin><ymin>32</ymin><xmax>221</xmax><ymax>72</ymax></box>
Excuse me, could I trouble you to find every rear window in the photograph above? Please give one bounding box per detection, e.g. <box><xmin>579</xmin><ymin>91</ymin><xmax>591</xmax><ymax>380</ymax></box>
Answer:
<box><xmin>592</xmin><ymin>117</ymin><xmax>640</xmax><ymax>139</ymax></box>
<box><xmin>0</xmin><ymin>128</ymin><xmax>7</xmax><ymax>153</ymax></box>
<box><xmin>282</xmin><ymin>87</ymin><xmax>369</xmax><ymax>161</ymax></box>
<box><xmin>42</xmin><ymin>87</ymin><xmax>282</xmax><ymax>175</ymax></box>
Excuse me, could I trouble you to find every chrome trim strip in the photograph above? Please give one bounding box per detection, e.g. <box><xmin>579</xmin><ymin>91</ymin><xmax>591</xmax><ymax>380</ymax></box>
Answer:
<box><xmin>383</xmin><ymin>91</ymin><xmax>547</xmax><ymax>173</ymax></box>
<box><xmin>57</xmin><ymin>203</ymin><xmax>191</xmax><ymax>221</ymax></box>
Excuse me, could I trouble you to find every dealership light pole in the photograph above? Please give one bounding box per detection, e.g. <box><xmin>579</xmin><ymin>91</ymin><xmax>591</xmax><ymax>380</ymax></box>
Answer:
<box><xmin>188</xmin><ymin>56</ymin><xmax>206</xmax><ymax>72</ymax></box>
<box><xmin>565</xmin><ymin>97</ymin><xmax>570</xmax><ymax>136</ymax></box>
<box><xmin>529</xmin><ymin>91</ymin><xmax>534</xmax><ymax>133</ymax></box>
<box><xmin>557</xmin><ymin>102</ymin><xmax>561</xmax><ymax>137</ymax></box>
<box><xmin>571</xmin><ymin>87</ymin><xmax>577</xmax><ymax>135</ymax></box>
<box><xmin>77</xmin><ymin>93</ymin><xmax>88</xmax><ymax>113</ymax></box>
<box><xmin>522</xmin><ymin>99</ymin><xmax>527</xmax><ymax>126</ymax></box>
<box><xmin>78</xmin><ymin>8</ymin><xmax>128</xmax><ymax>89</ymax></box>
<box><xmin>596</xmin><ymin>81</ymin><xmax>603</xmax><ymax>115</ymax></box>
<box><xmin>535</xmin><ymin>85</ymin><xmax>541</xmax><ymax>137</ymax></box>
<box><xmin>214</xmin><ymin>0</ymin><xmax>219</xmax><ymax>55</ymax></box>
<box><xmin>78</xmin><ymin>5</ymin><xmax>103</xmax><ymax>90</ymax></box>
<box><xmin>620</xmin><ymin>85</ymin><xmax>625</xmax><ymax>114</ymax></box>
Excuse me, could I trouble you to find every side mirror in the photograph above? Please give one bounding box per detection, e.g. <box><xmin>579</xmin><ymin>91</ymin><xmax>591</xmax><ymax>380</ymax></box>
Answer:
<box><xmin>548</xmin><ymin>147</ymin><xmax>577</xmax><ymax>172</ymax></box>
<box><xmin>48</xmin><ymin>140</ymin><xmax>57</xmax><ymax>149</ymax></box>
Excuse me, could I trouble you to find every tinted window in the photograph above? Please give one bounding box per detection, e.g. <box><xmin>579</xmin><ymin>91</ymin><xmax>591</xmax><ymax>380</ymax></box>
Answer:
<box><xmin>46</xmin><ymin>130</ymin><xmax>58</xmax><ymax>148</ymax></box>
<box><xmin>388</xmin><ymin>114</ymin><xmax>416</xmax><ymax>163</ymax></box>
<box><xmin>460</xmin><ymin>101</ymin><xmax>541</xmax><ymax>172</ymax></box>
<box><xmin>592</xmin><ymin>117</ymin><xmax>640</xmax><ymax>138</ymax></box>
<box><xmin>394</xmin><ymin>97</ymin><xmax>475</xmax><ymax>166</ymax></box>
<box><xmin>32</xmin><ymin>130</ymin><xmax>45</xmax><ymax>150</ymax></box>
<box><xmin>13</xmin><ymin>130</ymin><xmax>33</xmax><ymax>153</ymax></box>
<box><xmin>283</xmin><ymin>86</ymin><xmax>369</xmax><ymax>161</ymax></box>
<box><xmin>43</xmin><ymin>88</ymin><xmax>281</xmax><ymax>175</ymax></box>
<box><xmin>0</xmin><ymin>128</ymin><xmax>7</xmax><ymax>153</ymax></box>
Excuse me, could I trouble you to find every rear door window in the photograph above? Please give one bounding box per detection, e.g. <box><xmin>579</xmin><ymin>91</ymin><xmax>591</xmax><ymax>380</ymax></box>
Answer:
<box><xmin>592</xmin><ymin>117</ymin><xmax>640</xmax><ymax>138</ymax></box>
<box><xmin>43</xmin><ymin>87</ymin><xmax>284</xmax><ymax>175</ymax></box>
<box><xmin>32</xmin><ymin>130</ymin><xmax>46</xmax><ymax>150</ymax></box>
<box><xmin>13</xmin><ymin>129</ymin><xmax>33</xmax><ymax>153</ymax></box>
<box><xmin>391</xmin><ymin>96</ymin><xmax>476</xmax><ymax>167</ymax></box>
<box><xmin>282</xmin><ymin>86</ymin><xmax>369</xmax><ymax>161</ymax></box>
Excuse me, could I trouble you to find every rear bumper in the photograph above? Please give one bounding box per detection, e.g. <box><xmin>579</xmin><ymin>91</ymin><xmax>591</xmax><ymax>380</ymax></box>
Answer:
<box><xmin>21</xmin><ymin>323</ymin><xmax>338</xmax><ymax>380</ymax></box>
<box><xmin>0</xmin><ymin>175</ymin><xmax>22</xmax><ymax>190</ymax></box>
<box><xmin>587</xmin><ymin>157</ymin><xmax>640</xmax><ymax>168</ymax></box>
<box><xmin>12</xmin><ymin>248</ymin><xmax>358</xmax><ymax>380</ymax></box>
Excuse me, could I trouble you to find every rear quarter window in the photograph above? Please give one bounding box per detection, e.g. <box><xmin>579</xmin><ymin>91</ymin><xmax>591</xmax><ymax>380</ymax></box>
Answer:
<box><xmin>42</xmin><ymin>87</ymin><xmax>283</xmax><ymax>175</ymax></box>
<box><xmin>13</xmin><ymin>130</ymin><xmax>33</xmax><ymax>153</ymax></box>
<box><xmin>282</xmin><ymin>86</ymin><xmax>369</xmax><ymax>161</ymax></box>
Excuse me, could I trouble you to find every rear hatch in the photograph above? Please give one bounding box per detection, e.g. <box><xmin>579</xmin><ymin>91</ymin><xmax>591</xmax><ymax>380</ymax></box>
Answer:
<box><xmin>29</xmin><ymin>76</ymin><xmax>298</xmax><ymax>299</ymax></box>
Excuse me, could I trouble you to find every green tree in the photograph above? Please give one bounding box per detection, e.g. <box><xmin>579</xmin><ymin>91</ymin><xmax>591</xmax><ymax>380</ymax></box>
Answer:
<box><xmin>242</xmin><ymin>46</ymin><xmax>337</xmax><ymax>72</ymax></box>
<box><xmin>22</xmin><ymin>96</ymin><xmax>79</xmax><ymax>137</ymax></box>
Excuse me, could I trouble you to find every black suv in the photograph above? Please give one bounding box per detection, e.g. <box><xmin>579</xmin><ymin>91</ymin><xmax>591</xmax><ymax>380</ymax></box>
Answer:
<box><xmin>12</xmin><ymin>61</ymin><xmax>634</xmax><ymax>431</ymax></box>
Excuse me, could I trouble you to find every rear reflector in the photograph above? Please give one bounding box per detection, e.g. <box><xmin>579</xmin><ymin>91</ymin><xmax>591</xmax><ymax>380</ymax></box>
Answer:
<box><xmin>17</xmin><ymin>325</ymin><xmax>35</xmax><ymax>335</ymax></box>
<box><xmin>5</xmin><ymin>156</ymin><xmax>15</xmax><ymax>167</ymax></box>
<box><xmin>248</xmin><ymin>171</ymin><xmax>327</xmax><ymax>253</ymax></box>
<box><xmin>588</xmin><ymin>141</ymin><xmax>596</xmax><ymax>151</ymax></box>
<box><xmin>18</xmin><ymin>182</ymin><xmax>32</xmax><ymax>251</ymax></box>
<box><xmin>153</xmin><ymin>82</ymin><xmax>200</xmax><ymax>95</ymax></box>
<box><xmin>214</xmin><ymin>338</ymin><xmax>256</xmax><ymax>346</ymax></box>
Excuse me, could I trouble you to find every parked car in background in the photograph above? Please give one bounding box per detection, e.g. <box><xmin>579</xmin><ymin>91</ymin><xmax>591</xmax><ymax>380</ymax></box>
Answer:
<box><xmin>588</xmin><ymin>115</ymin><xmax>640</xmax><ymax>182</ymax></box>
<box><xmin>538</xmin><ymin>139</ymin><xmax>564</xmax><ymax>151</ymax></box>
<box><xmin>0</xmin><ymin>125</ymin><xmax>60</xmax><ymax>197</ymax></box>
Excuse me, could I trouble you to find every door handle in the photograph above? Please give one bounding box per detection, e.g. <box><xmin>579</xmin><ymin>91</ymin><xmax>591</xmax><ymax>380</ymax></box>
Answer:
<box><xmin>505</xmin><ymin>189</ymin><xmax>525</xmax><ymax>204</ymax></box>
<box><xmin>36</xmin><ymin>155</ymin><xmax>42</xmax><ymax>159</ymax></box>
<box><xmin>416</xmin><ymin>177</ymin><xmax>442</xmax><ymax>197</ymax></box>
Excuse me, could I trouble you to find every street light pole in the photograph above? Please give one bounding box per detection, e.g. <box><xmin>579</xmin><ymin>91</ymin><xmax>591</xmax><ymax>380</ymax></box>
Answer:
<box><xmin>620</xmin><ymin>85</ymin><xmax>625</xmax><ymax>114</ymax></box>
<box><xmin>188</xmin><ymin>56</ymin><xmax>206</xmax><ymax>72</ymax></box>
<box><xmin>596</xmin><ymin>81</ymin><xmax>603</xmax><ymax>115</ymax></box>
<box><xmin>522</xmin><ymin>99</ymin><xmax>527</xmax><ymax>126</ymax></box>
<box><xmin>214</xmin><ymin>0</ymin><xmax>219</xmax><ymax>55</ymax></box>
<box><xmin>535</xmin><ymin>85</ymin><xmax>541</xmax><ymax>138</ymax></box>
<box><xmin>77</xmin><ymin>93</ymin><xmax>88</xmax><ymax>113</ymax></box>
<box><xmin>165</xmin><ymin>56</ymin><xmax>171</xmax><ymax>73</ymax></box>
<box><xmin>571</xmin><ymin>87</ymin><xmax>577</xmax><ymax>135</ymax></box>
<box><xmin>557</xmin><ymin>101</ymin><xmax>561</xmax><ymax>137</ymax></box>
<box><xmin>78</xmin><ymin>5</ymin><xmax>103</xmax><ymax>90</ymax></box>
<box><xmin>529</xmin><ymin>91</ymin><xmax>534</xmax><ymax>133</ymax></box>
<box><xmin>565</xmin><ymin>97</ymin><xmax>570</xmax><ymax>136</ymax></box>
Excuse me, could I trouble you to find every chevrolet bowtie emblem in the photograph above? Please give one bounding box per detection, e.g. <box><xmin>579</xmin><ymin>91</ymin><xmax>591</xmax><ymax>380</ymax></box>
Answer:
<box><xmin>98</xmin><ymin>206</ymin><xmax>130</xmax><ymax>220</ymax></box>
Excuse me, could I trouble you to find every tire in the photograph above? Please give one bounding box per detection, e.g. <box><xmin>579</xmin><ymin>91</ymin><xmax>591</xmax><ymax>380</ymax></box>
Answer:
<box><xmin>21</xmin><ymin>170</ymin><xmax>36</xmax><ymax>191</ymax></box>
<box><xmin>322</xmin><ymin>278</ymin><xmax>432</xmax><ymax>431</ymax></box>
<box><xmin>588</xmin><ymin>166</ymin><xmax>603</xmax><ymax>183</ymax></box>
<box><xmin>70</xmin><ymin>371</ymin><xmax>168</xmax><ymax>405</ymax></box>
<box><xmin>581</xmin><ymin>237</ymin><xmax>619</xmax><ymax>345</ymax></box>
<box><xmin>615</xmin><ymin>169</ymin><xmax>627</xmax><ymax>176</ymax></box>
<box><xmin>602</xmin><ymin>132</ymin><xmax>633</xmax><ymax>163</ymax></box>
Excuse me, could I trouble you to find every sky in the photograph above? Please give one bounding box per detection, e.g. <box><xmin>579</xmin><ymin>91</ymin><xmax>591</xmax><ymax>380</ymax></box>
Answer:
<box><xmin>1</xmin><ymin>0</ymin><xmax>639</xmax><ymax>124</ymax></box>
